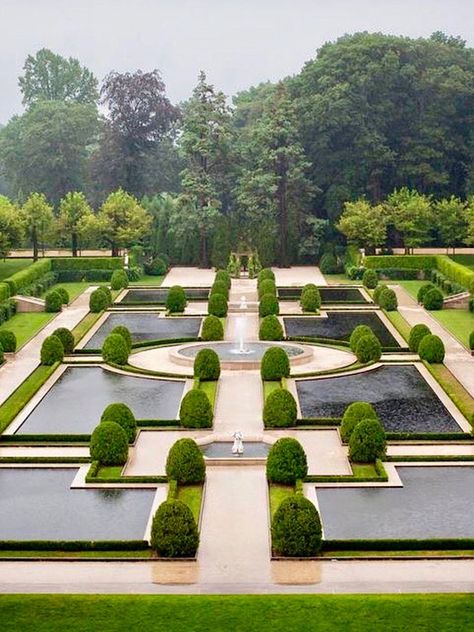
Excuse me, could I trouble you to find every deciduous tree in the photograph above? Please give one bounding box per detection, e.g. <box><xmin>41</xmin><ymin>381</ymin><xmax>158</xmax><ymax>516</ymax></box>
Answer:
<box><xmin>21</xmin><ymin>193</ymin><xmax>54</xmax><ymax>261</ymax></box>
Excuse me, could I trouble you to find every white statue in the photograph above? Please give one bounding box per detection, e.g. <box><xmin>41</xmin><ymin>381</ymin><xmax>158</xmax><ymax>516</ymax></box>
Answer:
<box><xmin>232</xmin><ymin>431</ymin><xmax>244</xmax><ymax>456</ymax></box>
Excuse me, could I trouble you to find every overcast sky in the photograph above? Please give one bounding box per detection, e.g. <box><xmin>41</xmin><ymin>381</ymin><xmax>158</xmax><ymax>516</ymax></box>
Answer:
<box><xmin>0</xmin><ymin>0</ymin><xmax>473</xmax><ymax>123</ymax></box>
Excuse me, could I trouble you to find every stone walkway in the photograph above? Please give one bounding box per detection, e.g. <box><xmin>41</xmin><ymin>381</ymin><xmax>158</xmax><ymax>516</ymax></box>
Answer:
<box><xmin>271</xmin><ymin>266</ymin><xmax>327</xmax><ymax>287</ymax></box>
<box><xmin>161</xmin><ymin>267</ymin><xmax>215</xmax><ymax>287</ymax></box>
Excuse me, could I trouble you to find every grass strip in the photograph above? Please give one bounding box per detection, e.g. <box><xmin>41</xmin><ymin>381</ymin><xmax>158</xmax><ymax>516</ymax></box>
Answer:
<box><xmin>269</xmin><ymin>483</ymin><xmax>294</xmax><ymax>519</ymax></box>
<box><xmin>177</xmin><ymin>484</ymin><xmax>203</xmax><ymax>524</ymax></box>
<box><xmin>424</xmin><ymin>361</ymin><xmax>474</xmax><ymax>428</ymax></box>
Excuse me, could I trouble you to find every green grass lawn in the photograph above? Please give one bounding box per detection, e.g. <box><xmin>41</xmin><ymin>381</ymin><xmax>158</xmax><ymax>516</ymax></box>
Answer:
<box><xmin>396</xmin><ymin>280</ymin><xmax>428</xmax><ymax>301</ymax></box>
<box><xmin>431</xmin><ymin>309</ymin><xmax>474</xmax><ymax>348</ymax></box>
<box><xmin>129</xmin><ymin>274</ymin><xmax>164</xmax><ymax>286</ymax></box>
<box><xmin>0</xmin><ymin>258</ymin><xmax>33</xmax><ymax>280</ymax></box>
<box><xmin>323</xmin><ymin>273</ymin><xmax>360</xmax><ymax>285</ymax></box>
<box><xmin>383</xmin><ymin>310</ymin><xmax>411</xmax><ymax>342</ymax></box>
<box><xmin>1</xmin><ymin>594</ymin><xmax>472</xmax><ymax>632</ymax></box>
<box><xmin>71</xmin><ymin>311</ymin><xmax>103</xmax><ymax>344</ymax></box>
<box><xmin>450</xmin><ymin>254</ymin><xmax>474</xmax><ymax>270</ymax></box>
<box><xmin>269</xmin><ymin>483</ymin><xmax>294</xmax><ymax>518</ymax></box>
<box><xmin>177</xmin><ymin>484</ymin><xmax>203</xmax><ymax>524</ymax></box>
<box><xmin>424</xmin><ymin>362</ymin><xmax>474</xmax><ymax>428</ymax></box>
<box><xmin>351</xmin><ymin>463</ymin><xmax>378</xmax><ymax>477</ymax></box>
<box><xmin>46</xmin><ymin>282</ymin><xmax>91</xmax><ymax>302</ymax></box>
<box><xmin>0</xmin><ymin>312</ymin><xmax>54</xmax><ymax>348</ymax></box>
<box><xmin>197</xmin><ymin>380</ymin><xmax>218</xmax><ymax>410</ymax></box>
<box><xmin>263</xmin><ymin>380</ymin><xmax>282</xmax><ymax>400</ymax></box>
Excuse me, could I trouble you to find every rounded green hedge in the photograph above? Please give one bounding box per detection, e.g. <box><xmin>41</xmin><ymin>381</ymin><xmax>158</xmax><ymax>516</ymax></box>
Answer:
<box><xmin>260</xmin><ymin>347</ymin><xmax>290</xmax><ymax>380</ymax></box>
<box><xmin>373</xmin><ymin>283</ymin><xmax>388</xmax><ymax>304</ymax></box>
<box><xmin>166</xmin><ymin>285</ymin><xmax>187</xmax><ymax>313</ymax></box>
<box><xmin>258</xmin><ymin>268</ymin><xmax>275</xmax><ymax>284</ymax></box>
<box><xmin>201</xmin><ymin>314</ymin><xmax>224</xmax><ymax>341</ymax></box>
<box><xmin>319</xmin><ymin>253</ymin><xmax>339</xmax><ymax>274</ymax></box>
<box><xmin>300</xmin><ymin>288</ymin><xmax>321</xmax><ymax>312</ymax></box>
<box><xmin>362</xmin><ymin>269</ymin><xmax>378</xmax><ymax>289</ymax></box>
<box><xmin>194</xmin><ymin>348</ymin><xmax>220</xmax><ymax>380</ymax></box>
<box><xmin>0</xmin><ymin>330</ymin><xmax>17</xmax><ymax>353</ymax></box>
<box><xmin>45</xmin><ymin>290</ymin><xmax>63</xmax><ymax>313</ymax></box>
<box><xmin>166</xmin><ymin>438</ymin><xmax>205</xmax><ymax>484</ymax></box>
<box><xmin>51</xmin><ymin>327</ymin><xmax>74</xmax><ymax>354</ymax></box>
<box><xmin>272</xmin><ymin>495</ymin><xmax>322</xmax><ymax>557</ymax></box>
<box><xmin>89</xmin><ymin>287</ymin><xmax>110</xmax><ymax>313</ymax></box>
<box><xmin>302</xmin><ymin>283</ymin><xmax>318</xmax><ymax>294</ymax></box>
<box><xmin>55</xmin><ymin>287</ymin><xmax>70</xmax><ymax>305</ymax></box>
<box><xmin>145</xmin><ymin>256</ymin><xmax>168</xmax><ymax>276</ymax></box>
<box><xmin>263</xmin><ymin>389</ymin><xmax>297</xmax><ymax>427</ymax></box>
<box><xmin>349</xmin><ymin>325</ymin><xmax>374</xmax><ymax>352</ymax></box>
<box><xmin>98</xmin><ymin>285</ymin><xmax>112</xmax><ymax>303</ymax></box>
<box><xmin>40</xmin><ymin>335</ymin><xmax>64</xmax><ymax>365</ymax></box>
<box><xmin>355</xmin><ymin>334</ymin><xmax>382</xmax><ymax>363</ymax></box>
<box><xmin>90</xmin><ymin>421</ymin><xmax>129</xmax><ymax>465</ymax></box>
<box><xmin>259</xmin><ymin>315</ymin><xmax>284</xmax><ymax>341</ymax></box>
<box><xmin>266</xmin><ymin>437</ymin><xmax>308</xmax><ymax>484</ymax></box>
<box><xmin>102</xmin><ymin>333</ymin><xmax>129</xmax><ymax>365</ymax></box>
<box><xmin>417</xmin><ymin>283</ymin><xmax>436</xmax><ymax>304</ymax></box>
<box><xmin>408</xmin><ymin>323</ymin><xmax>431</xmax><ymax>353</ymax></box>
<box><xmin>110</xmin><ymin>269</ymin><xmax>129</xmax><ymax>290</ymax></box>
<box><xmin>208</xmin><ymin>293</ymin><xmax>228</xmax><ymax>317</ymax></box>
<box><xmin>215</xmin><ymin>269</ymin><xmax>231</xmax><ymax>289</ymax></box>
<box><xmin>210</xmin><ymin>280</ymin><xmax>229</xmax><ymax>300</ymax></box>
<box><xmin>423</xmin><ymin>287</ymin><xmax>444</xmax><ymax>311</ymax></box>
<box><xmin>111</xmin><ymin>325</ymin><xmax>132</xmax><ymax>352</ymax></box>
<box><xmin>349</xmin><ymin>418</ymin><xmax>386</xmax><ymax>463</ymax></box>
<box><xmin>259</xmin><ymin>294</ymin><xmax>279</xmax><ymax>318</ymax></box>
<box><xmin>470</xmin><ymin>330</ymin><xmax>474</xmax><ymax>351</ymax></box>
<box><xmin>100</xmin><ymin>402</ymin><xmax>137</xmax><ymax>442</ymax></box>
<box><xmin>179</xmin><ymin>389</ymin><xmax>213</xmax><ymax>428</ymax></box>
<box><xmin>258</xmin><ymin>279</ymin><xmax>276</xmax><ymax>299</ymax></box>
<box><xmin>340</xmin><ymin>401</ymin><xmax>378</xmax><ymax>442</ymax></box>
<box><xmin>418</xmin><ymin>334</ymin><xmax>445</xmax><ymax>363</ymax></box>
<box><xmin>378</xmin><ymin>287</ymin><xmax>398</xmax><ymax>311</ymax></box>
<box><xmin>150</xmin><ymin>500</ymin><xmax>199</xmax><ymax>557</ymax></box>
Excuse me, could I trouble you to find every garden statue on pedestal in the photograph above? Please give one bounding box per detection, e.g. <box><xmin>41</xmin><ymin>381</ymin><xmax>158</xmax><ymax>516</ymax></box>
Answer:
<box><xmin>232</xmin><ymin>431</ymin><xmax>244</xmax><ymax>456</ymax></box>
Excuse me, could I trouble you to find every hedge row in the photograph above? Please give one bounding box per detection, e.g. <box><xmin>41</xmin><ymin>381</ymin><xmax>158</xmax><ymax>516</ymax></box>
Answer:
<box><xmin>436</xmin><ymin>255</ymin><xmax>474</xmax><ymax>294</ymax></box>
<box><xmin>50</xmin><ymin>257</ymin><xmax>123</xmax><ymax>271</ymax></box>
<box><xmin>0</xmin><ymin>283</ymin><xmax>10</xmax><ymax>301</ymax></box>
<box><xmin>0</xmin><ymin>540</ymin><xmax>149</xmax><ymax>551</ymax></box>
<box><xmin>364</xmin><ymin>255</ymin><xmax>436</xmax><ymax>272</ymax></box>
<box><xmin>4</xmin><ymin>259</ymin><xmax>52</xmax><ymax>295</ymax></box>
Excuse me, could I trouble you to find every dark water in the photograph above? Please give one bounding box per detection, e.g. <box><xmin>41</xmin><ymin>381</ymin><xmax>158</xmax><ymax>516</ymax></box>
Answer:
<box><xmin>179</xmin><ymin>342</ymin><xmax>303</xmax><ymax>362</ymax></box>
<box><xmin>296</xmin><ymin>365</ymin><xmax>461</xmax><ymax>433</ymax></box>
<box><xmin>86</xmin><ymin>314</ymin><xmax>201</xmax><ymax>348</ymax></box>
<box><xmin>201</xmin><ymin>442</ymin><xmax>270</xmax><ymax>458</ymax></box>
<box><xmin>317</xmin><ymin>466</ymin><xmax>474</xmax><ymax>539</ymax></box>
<box><xmin>0</xmin><ymin>468</ymin><xmax>154</xmax><ymax>541</ymax></box>
<box><xmin>16</xmin><ymin>367</ymin><xmax>184</xmax><ymax>434</ymax></box>
<box><xmin>278</xmin><ymin>287</ymin><xmax>369</xmax><ymax>303</ymax></box>
<box><xmin>284</xmin><ymin>312</ymin><xmax>399</xmax><ymax>347</ymax></box>
<box><xmin>120</xmin><ymin>288</ymin><xmax>209</xmax><ymax>304</ymax></box>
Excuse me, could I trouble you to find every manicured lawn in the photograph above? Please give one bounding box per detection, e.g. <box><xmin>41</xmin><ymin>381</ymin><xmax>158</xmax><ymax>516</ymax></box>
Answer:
<box><xmin>351</xmin><ymin>463</ymin><xmax>377</xmax><ymax>477</ymax></box>
<box><xmin>451</xmin><ymin>254</ymin><xmax>474</xmax><ymax>270</ymax></box>
<box><xmin>383</xmin><ymin>310</ymin><xmax>411</xmax><ymax>342</ymax></box>
<box><xmin>263</xmin><ymin>380</ymin><xmax>282</xmax><ymax>400</ymax></box>
<box><xmin>96</xmin><ymin>466</ymin><xmax>124</xmax><ymax>479</ymax></box>
<box><xmin>130</xmin><ymin>274</ymin><xmax>164</xmax><ymax>286</ymax></box>
<box><xmin>396</xmin><ymin>280</ymin><xmax>428</xmax><ymax>301</ymax></box>
<box><xmin>323</xmin><ymin>273</ymin><xmax>360</xmax><ymax>285</ymax></box>
<box><xmin>1</xmin><ymin>594</ymin><xmax>472</xmax><ymax>632</ymax></box>
<box><xmin>46</xmin><ymin>282</ymin><xmax>90</xmax><ymax>302</ymax></box>
<box><xmin>71</xmin><ymin>312</ymin><xmax>103</xmax><ymax>344</ymax></box>
<box><xmin>0</xmin><ymin>312</ymin><xmax>54</xmax><ymax>348</ymax></box>
<box><xmin>177</xmin><ymin>484</ymin><xmax>203</xmax><ymax>523</ymax></box>
<box><xmin>197</xmin><ymin>380</ymin><xmax>218</xmax><ymax>410</ymax></box>
<box><xmin>431</xmin><ymin>309</ymin><xmax>474</xmax><ymax>348</ymax></box>
<box><xmin>0</xmin><ymin>258</ymin><xmax>33</xmax><ymax>280</ymax></box>
<box><xmin>269</xmin><ymin>483</ymin><xmax>294</xmax><ymax>518</ymax></box>
<box><xmin>424</xmin><ymin>362</ymin><xmax>474</xmax><ymax>428</ymax></box>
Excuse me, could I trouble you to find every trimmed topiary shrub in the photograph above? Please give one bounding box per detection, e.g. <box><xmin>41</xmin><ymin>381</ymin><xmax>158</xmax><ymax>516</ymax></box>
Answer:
<box><xmin>208</xmin><ymin>293</ymin><xmax>228</xmax><ymax>317</ymax></box>
<box><xmin>55</xmin><ymin>287</ymin><xmax>69</xmax><ymax>305</ymax></box>
<box><xmin>100</xmin><ymin>402</ymin><xmax>137</xmax><ymax>442</ymax></box>
<box><xmin>45</xmin><ymin>289</ymin><xmax>63</xmax><ymax>313</ymax></box>
<box><xmin>378</xmin><ymin>287</ymin><xmax>398</xmax><ymax>311</ymax></box>
<box><xmin>89</xmin><ymin>287</ymin><xmax>110</xmax><ymax>313</ymax></box>
<box><xmin>417</xmin><ymin>283</ymin><xmax>436</xmax><ymax>305</ymax></box>
<box><xmin>201</xmin><ymin>315</ymin><xmax>224</xmax><ymax>341</ymax></box>
<box><xmin>418</xmin><ymin>334</ymin><xmax>445</xmax><ymax>364</ymax></box>
<box><xmin>355</xmin><ymin>334</ymin><xmax>382</xmax><ymax>363</ymax></box>
<box><xmin>90</xmin><ymin>421</ymin><xmax>129</xmax><ymax>465</ymax></box>
<box><xmin>340</xmin><ymin>401</ymin><xmax>378</xmax><ymax>443</ymax></box>
<box><xmin>300</xmin><ymin>288</ymin><xmax>321</xmax><ymax>312</ymax></box>
<box><xmin>179</xmin><ymin>389</ymin><xmax>213</xmax><ymax>428</ymax></box>
<box><xmin>102</xmin><ymin>333</ymin><xmax>129</xmax><ymax>365</ymax></box>
<box><xmin>349</xmin><ymin>325</ymin><xmax>374</xmax><ymax>352</ymax></box>
<box><xmin>150</xmin><ymin>500</ymin><xmax>199</xmax><ymax>557</ymax></box>
<box><xmin>261</xmin><ymin>347</ymin><xmax>290</xmax><ymax>380</ymax></box>
<box><xmin>362</xmin><ymin>269</ymin><xmax>378</xmax><ymax>289</ymax></box>
<box><xmin>145</xmin><ymin>256</ymin><xmax>168</xmax><ymax>276</ymax></box>
<box><xmin>0</xmin><ymin>330</ymin><xmax>17</xmax><ymax>353</ymax></box>
<box><xmin>40</xmin><ymin>335</ymin><xmax>64</xmax><ymax>365</ymax></box>
<box><xmin>51</xmin><ymin>327</ymin><xmax>74</xmax><ymax>354</ymax></box>
<box><xmin>319</xmin><ymin>253</ymin><xmax>339</xmax><ymax>274</ymax></box>
<box><xmin>349</xmin><ymin>418</ymin><xmax>386</xmax><ymax>463</ymax></box>
<box><xmin>166</xmin><ymin>438</ymin><xmax>205</xmax><ymax>484</ymax></box>
<box><xmin>210</xmin><ymin>280</ymin><xmax>229</xmax><ymax>300</ymax></box>
<box><xmin>470</xmin><ymin>298</ymin><xmax>474</xmax><ymax>313</ymax></box>
<box><xmin>194</xmin><ymin>348</ymin><xmax>220</xmax><ymax>380</ymax></box>
<box><xmin>302</xmin><ymin>283</ymin><xmax>318</xmax><ymax>294</ymax></box>
<box><xmin>98</xmin><ymin>285</ymin><xmax>112</xmax><ymax>303</ymax></box>
<box><xmin>258</xmin><ymin>268</ymin><xmax>275</xmax><ymax>284</ymax></box>
<box><xmin>266</xmin><ymin>437</ymin><xmax>308</xmax><ymax>484</ymax></box>
<box><xmin>215</xmin><ymin>269</ymin><xmax>231</xmax><ymax>289</ymax></box>
<box><xmin>110</xmin><ymin>269</ymin><xmax>129</xmax><ymax>290</ymax></box>
<box><xmin>373</xmin><ymin>283</ymin><xmax>388</xmax><ymax>305</ymax></box>
<box><xmin>166</xmin><ymin>285</ymin><xmax>187</xmax><ymax>313</ymax></box>
<box><xmin>470</xmin><ymin>330</ymin><xmax>474</xmax><ymax>351</ymax></box>
<box><xmin>111</xmin><ymin>325</ymin><xmax>132</xmax><ymax>352</ymax></box>
<box><xmin>423</xmin><ymin>287</ymin><xmax>444</xmax><ymax>311</ymax></box>
<box><xmin>259</xmin><ymin>315</ymin><xmax>284</xmax><ymax>341</ymax></box>
<box><xmin>258</xmin><ymin>279</ymin><xmax>276</xmax><ymax>299</ymax></box>
<box><xmin>259</xmin><ymin>294</ymin><xmax>279</xmax><ymax>317</ymax></box>
<box><xmin>263</xmin><ymin>389</ymin><xmax>297</xmax><ymax>427</ymax></box>
<box><xmin>272</xmin><ymin>495</ymin><xmax>322</xmax><ymax>557</ymax></box>
<box><xmin>408</xmin><ymin>324</ymin><xmax>431</xmax><ymax>353</ymax></box>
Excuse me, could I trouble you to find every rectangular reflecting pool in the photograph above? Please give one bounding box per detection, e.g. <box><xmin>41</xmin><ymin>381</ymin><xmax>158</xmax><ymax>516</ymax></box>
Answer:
<box><xmin>16</xmin><ymin>367</ymin><xmax>184</xmax><ymax>434</ymax></box>
<box><xmin>317</xmin><ymin>466</ymin><xmax>474</xmax><ymax>540</ymax></box>
<box><xmin>120</xmin><ymin>288</ymin><xmax>209</xmax><ymax>304</ymax></box>
<box><xmin>0</xmin><ymin>468</ymin><xmax>155</xmax><ymax>541</ymax></box>
<box><xmin>85</xmin><ymin>314</ymin><xmax>201</xmax><ymax>349</ymax></box>
<box><xmin>278</xmin><ymin>287</ymin><xmax>370</xmax><ymax>304</ymax></box>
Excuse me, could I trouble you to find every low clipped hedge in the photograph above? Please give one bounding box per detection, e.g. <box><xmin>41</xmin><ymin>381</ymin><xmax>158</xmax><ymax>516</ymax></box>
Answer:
<box><xmin>194</xmin><ymin>348</ymin><xmax>220</xmax><ymax>380</ymax></box>
<box><xmin>0</xmin><ymin>330</ymin><xmax>17</xmax><ymax>353</ymax></box>
<box><xmin>210</xmin><ymin>280</ymin><xmax>229</xmax><ymax>300</ymax></box>
<box><xmin>417</xmin><ymin>283</ymin><xmax>436</xmax><ymax>304</ymax></box>
<box><xmin>100</xmin><ymin>402</ymin><xmax>137</xmax><ymax>442</ymax></box>
<box><xmin>436</xmin><ymin>254</ymin><xmax>474</xmax><ymax>294</ymax></box>
<box><xmin>362</xmin><ymin>269</ymin><xmax>378</xmax><ymax>289</ymax></box>
<box><xmin>349</xmin><ymin>418</ymin><xmax>386</xmax><ymax>463</ymax></box>
<box><xmin>90</xmin><ymin>421</ymin><xmax>129</xmax><ymax>465</ymax></box>
<box><xmin>266</xmin><ymin>437</ymin><xmax>308</xmax><ymax>484</ymax></box>
<box><xmin>89</xmin><ymin>287</ymin><xmax>110</xmax><ymax>313</ymax></box>
<box><xmin>44</xmin><ymin>289</ymin><xmax>63</xmax><ymax>313</ymax></box>
<box><xmin>378</xmin><ymin>287</ymin><xmax>398</xmax><ymax>311</ymax></box>
<box><xmin>4</xmin><ymin>258</ymin><xmax>52</xmax><ymax>295</ymax></box>
<box><xmin>111</xmin><ymin>325</ymin><xmax>132</xmax><ymax>352</ymax></box>
<box><xmin>349</xmin><ymin>325</ymin><xmax>374</xmax><ymax>352</ymax></box>
<box><xmin>272</xmin><ymin>495</ymin><xmax>322</xmax><ymax>557</ymax></box>
<box><xmin>423</xmin><ymin>287</ymin><xmax>444</xmax><ymax>310</ymax></box>
<box><xmin>208</xmin><ymin>293</ymin><xmax>228</xmax><ymax>317</ymax></box>
<box><xmin>261</xmin><ymin>347</ymin><xmax>290</xmax><ymax>380</ymax></box>
<box><xmin>51</xmin><ymin>327</ymin><xmax>74</xmax><ymax>354</ymax></box>
<box><xmin>258</xmin><ymin>268</ymin><xmax>275</xmax><ymax>284</ymax></box>
<box><xmin>40</xmin><ymin>335</ymin><xmax>64</xmax><ymax>365</ymax></box>
<box><xmin>51</xmin><ymin>257</ymin><xmax>122</xmax><ymax>272</ymax></box>
<box><xmin>166</xmin><ymin>438</ymin><xmax>205</xmax><ymax>484</ymax></box>
<box><xmin>355</xmin><ymin>335</ymin><xmax>382</xmax><ymax>363</ymax></box>
<box><xmin>55</xmin><ymin>287</ymin><xmax>70</xmax><ymax>305</ymax></box>
<box><xmin>166</xmin><ymin>285</ymin><xmax>187</xmax><ymax>313</ymax></box>
<box><xmin>102</xmin><ymin>333</ymin><xmax>129</xmax><ymax>365</ymax></box>
<box><xmin>259</xmin><ymin>315</ymin><xmax>284</xmax><ymax>341</ymax></box>
<box><xmin>470</xmin><ymin>331</ymin><xmax>474</xmax><ymax>351</ymax></box>
<box><xmin>201</xmin><ymin>314</ymin><xmax>224</xmax><ymax>341</ymax></box>
<box><xmin>179</xmin><ymin>388</ymin><xmax>213</xmax><ymax>428</ymax></box>
<box><xmin>259</xmin><ymin>294</ymin><xmax>279</xmax><ymax>317</ymax></box>
<box><xmin>258</xmin><ymin>279</ymin><xmax>276</xmax><ymax>299</ymax></box>
<box><xmin>364</xmin><ymin>255</ymin><xmax>436</xmax><ymax>272</ymax></box>
<box><xmin>110</xmin><ymin>269</ymin><xmax>129</xmax><ymax>290</ymax></box>
<box><xmin>418</xmin><ymin>334</ymin><xmax>445</xmax><ymax>364</ymax></box>
<box><xmin>300</xmin><ymin>288</ymin><xmax>321</xmax><ymax>312</ymax></box>
<box><xmin>150</xmin><ymin>500</ymin><xmax>199</xmax><ymax>557</ymax></box>
<box><xmin>408</xmin><ymin>324</ymin><xmax>431</xmax><ymax>353</ymax></box>
<box><xmin>263</xmin><ymin>389</ymin><xmax>297</xmax><ymax>427</ymax></box>
<box><xmin>340</xmin><ymin>401</ymin><xmax>378</xmax><ymax>442</ymax></box>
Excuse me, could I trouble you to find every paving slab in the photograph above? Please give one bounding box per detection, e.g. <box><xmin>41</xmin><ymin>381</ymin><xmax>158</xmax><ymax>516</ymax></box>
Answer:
<box><xmin>271</xmin><ymin>266</ymin><xmax>327</xmax><ymax>287</ymax></box>
<box><xmin>161</xmin><ymin>267</ymin><xmax>215</xmax><ymax>287</ymax></box>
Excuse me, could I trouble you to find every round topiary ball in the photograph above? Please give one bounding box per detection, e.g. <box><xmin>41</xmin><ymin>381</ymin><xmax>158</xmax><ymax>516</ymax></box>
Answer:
<box><xmin>51</xmin><ymin>327</ymin><xmax>74</xmax><ymax>354</ymax></box>
<box><xmin>470</xmin><ymin>330</ymin><xmax>474</xmax><ymax>351</ymax></box>
<box><xmin>215</xmin><ymin>269</ymin><xmax>231</xmax><ymax>289</ymax></box>
<box><xmin>258</xmin><ymin>268</ymin><xmax>275</xmax><ymax>284</ymax></box>
<box><xmin>378</xmin><ymin>287</ymin><xmax>398</xmax><ymax>311</ymax></box>
<box><xmin>340</xmin><ymin>401</ymin><xmax>378</xmax><ymax>442</ymax></box>
<box><xmin>349</xmin><ymin>418</ymin><xmax>386</xmax><ymax>463</ymax></box>
<box><xmin>201</xmin><ymin>315</ymin><xmax>224</xmax><ymax>341</ymax></box>
<box><xmin>258</xmin><ymin>279</ymin><xmax>276</xmax><ymax>299</ymax></box>
<box><xmin>166</xmin><ymin>285</ymin><xmax>187</xmax><ymax>313</ymax></box>
<box><xmin>423</xmin><ymin>288</ymin><xmax>444</xmax><ymax>311</ymax></box>
<box><xmin>319</xmin><ymin>253</ymin><xmax>339</xmax><ymax>274</ymax></box>
<box><xmin>150</xmin><ymin>500</ymin><xmax>199</xmax><ymax>557</ymax></box>
<box><xmin>89</xmin><ymin>287</ymin><xmax>110</xmax><ymax>313</ymax></box>
<box><xmin>417</xmin><ymin>283</ymin><xmax>436</xmax><ymax>305</ymax></box>
<box><xmin>300</xmin><ymin>288</ymin><xmax>321</xmax><ymax>312</ymax></box>
<box><xmin>259</xmin><ymin>294</ymin><xmax>279</xmax><ymax>318</ymax></box>
<box><xmin>97</xmin><ymin>285</ymin><xmax>113</xmax><ymax>304</ymax></box>
<box><xmin>210</xmin><ymin>280</ymin><xmax>229</xmax><ymax>300</ymax></box>
<box><xmin>259</xmin><ymin>315</ymin><xmax>284</xmax><ymax>341</ymax></box>
<box><xmin>179</xmin><ymin>389</ymin><xmax>213</xmax><ymax>428</ymax></box>
<box><xmin>194</xmin><ymin>348</ymin><xmax>221</xmax><ymax>380</ymax></box>
<box><xmin>373</xmin><ymin>283</ymin><xmax>388</xmax><ymax>305</ymax></box>
<box><xmin>271</xmin><ymin>495</ymin><xmax>322</xmax><ymax>557</ymax></box>
<box><xmin>111</xmin><ymin>325</ymin><xmax>132</xmax><ymax>352</ymax></box>
<box><xmin>90</xmin><ymin>421</ymin><xmax>129</xmax><ymax>465</ymax></box>
<box><xmin>418</xmin><ymin>334</ymin><xmax>445</xmax><ymax>364</ymax></box>
<box><xmin>263</xmin><ymin>389</ymin><xmax>297</xmax><ymax>427</ymax></box>
<box><xmin>110</xmin><ymin>269</ymin><xmax>129</xmax><ymax>290</ymax></box>
<box><xmin>355</xmin><ymin>334</ymin><xmax>382</xmax><ymax>363</ymax></box>
<box><xmin>408</xmin><ymin>323</ymin><xmax>431</xmax><ymax>353</ymax></box>
<box><xmin>266</xmin><ymin>437</ymin><xmax>308</xmax><ymax>484</ymax></box>
<box><xmin>208</xmin><ymin>293</ymin><xmax>228</xmax><ymax>317</ymax></box>
<box><xmin>302</xmin><ymin>283</ymin><xmax>318</xmax><ymax>294</ymax></box>
<box><xmin>55</xmin><ymin>287</ymin><xmax>70</xmax><ymax>305</ymax></box>
<box><xmin>145</xmin><ymin>256</ymin><xmax>168</xmax><ymax>276</ymax></box>
<box><xmin>40</xmin><ymin>335</ymin><xmax>64</xmax><ymax>365</ymax></box>
<box><xmin>362</xmin><ymin>269</ymin><xmax>378</xmax><ymax>289</ymax></box>
<box><xmin>166</xmin><ymin>438</ymin><xmax>205</xmax><ymax>484</ymax></box>
<box><xmin>100</xmin><ymin>402</ymin><xmax>137</xmax><ymax>442</ymax></box>
<box><xmin>102</xmin><ymin>333</ymin><xmax>129</xmax><ymax>365</ymax></box>
<box><xmin>261</xmin><ymin>347</ymin><xmax>290</xmax><ymax>380</ymax></box>
<box><xmin>0</xmin><ymin>330</ymin><xmax>17</xmax><ymax>353</ymax></box>
<box><xmin>45</xmin><ymin>290</ymin><xmax>63</xmax><ymax>313</ymax></box>
<box><xmin>349</xmin><ymin>325</ymin><xmax>374</xmax><ymax>352</ymax></box>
